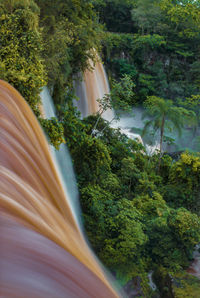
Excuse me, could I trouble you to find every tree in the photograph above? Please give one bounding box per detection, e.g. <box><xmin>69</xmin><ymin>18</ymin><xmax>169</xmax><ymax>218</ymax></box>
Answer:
<box><xmin>166</xmin><ymin>152</ymin><xmax>200</xmax><ymax>212</ymax></box>
<box><xmin>91</xmin><ymin>74</ymin><xmax>135</xmax><ymax>135</ymax></box>
<box><xmin>142</xmin><ymin>96</ymin><xmax>195</xmax><ymax>153</ymax></box>
<box><xmin>35</xmin><ymin>0</ymin><xmax>102</xmax><ymax>104</ymax></box>
<box><xmin>131</xmin><ymin>0</ymin><xmax>163</xmax><ymax>35</ymax></box>
<box><xmin>92</xmin><ymin>0</ymin><xmax>137</xmax><ymax>33</ymax></box>
<box><xmin>0</xmin><ymin>0</ymin><xmax>46</xmax><ymax>116</ymax></box>
<box><xmin>101</xmin><ymin>0</ymin><xmax>200</xmax><ymax>104</ymax></box>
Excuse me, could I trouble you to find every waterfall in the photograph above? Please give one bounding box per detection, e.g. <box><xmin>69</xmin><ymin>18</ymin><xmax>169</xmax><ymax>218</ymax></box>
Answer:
<box><xmin>75</xmin><ymin>58</ymin><xmax>199</xmax><ymax>154</ymax></box>
<box><xmin>40</xmin><ymin>87</ymin><xmax>80</xmax><ymax>225</ymax></box>
<box><xmin>148</xmin><ymin>271</ymin><xmax>157</xmax><ymax>291</ymax></box>
<box><xmin>0</xmin><ymin>80</ymin><xmax>119</xmax><ymax>297</ymax></box>
<box><xmin>74</xmin><ymin>60</ymin><xmax>159</xmax><ymax>152</ymax></box>
<box><xmin>73</xmin><ymin>56</ymin><xmax>144</xmax><ymax>143</ymax></box>
<box><xmin>74</xmin><ymin>59</ymin><xmax>114</xmax><ymax>121</ymax></box>
<box><xmin>74</xmin><ymin>75</ymin><xmax>89</xmax><ymax>118</ymax></box>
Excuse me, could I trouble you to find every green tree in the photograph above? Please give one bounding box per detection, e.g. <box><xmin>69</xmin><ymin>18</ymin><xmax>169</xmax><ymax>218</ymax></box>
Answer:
<box><xmin>35</xmin><ymin>0</ymin><xmax>102</xmax><ymax>104</ymax></box>
<box><xmin>91</xmin><ymin>74</ymin><xmax>135</xmax><ymax>136</ymax></box>
<box><xmin>0</xmin><ymin>0</ymin><xmax>46</xmax><ymax>115</ymax></box>
<box><xmin>101</xmin><ymin>0</ymin><xmax>200</xmax><ymax>104</ymax></box>
<box><xmin>92</xmin><ymin>0</ymin><xmax>137</xmax><ymax>33</ymax></box>
<box><xmin>131</xmin><ymin>0</ymin><xmax>163</xmax><ymax>35</ymax></box>
<box><xmin>39</xmin><ymin>117</ymin><xmax>65</xmax><ymax>150</ymax></box>
<box><xmin>166</xmin><ymin>152</ymin><xmax>200</xmax><ymax>212</ymax></box>
<box><xmin>143</xmin><ymin>96</ymin><xmax>195</xmax><ymax>152</ymax></box>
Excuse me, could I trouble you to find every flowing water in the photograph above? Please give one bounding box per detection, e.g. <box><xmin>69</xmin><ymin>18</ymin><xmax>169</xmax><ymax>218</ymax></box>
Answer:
<box><xmin>40</xmin><ymin>87</ymin><xmax>80</xmax><ymax>225</ymax></box>
<box><xmin>75</xmin><ymin>61</ymin><xmax>200</xmax><ymax>155</ymax></box>
<box><xmin>0</xmin><ymin>80</ymin><xmax>119</xmax><ymax>297</ymax></box>
<box><xmin>74</xmin><ymin>62</ymin><xmax>159</xmax><ymax>153</ymax></box>
<box><xmin>110</xmin><ymin>109</ymin><xmax>155</xmax><ymax>152</ymax></box>
<box><xmin>148</xmin><ymin>271</ymin><xmax>157</xmax><ymax>291</ymax></box>
<box><xmin>74</xmin><ymin>59</ymin><xmax>114</xmax><ymax>121</ymax></box>
<box><xmin>74</xmin><ymin>60</ymin><xmax>200</xmax><ymax>282</ymax></box>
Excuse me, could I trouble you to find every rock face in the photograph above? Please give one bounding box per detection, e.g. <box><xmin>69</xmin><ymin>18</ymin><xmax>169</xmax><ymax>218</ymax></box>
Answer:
<box><xmin>153</xmin><ymin>267</ymin><xmax>174</xmax><ymax>298</ymax></box>
<box><xmin>187</xmin><ymin>244</ymin><xmax>200</xmax><ymax>280</ymax></box>
<box><xmin>123</xmin><ymin>277</ymin><xmax>144</xmax><ymax>297</ymax></box>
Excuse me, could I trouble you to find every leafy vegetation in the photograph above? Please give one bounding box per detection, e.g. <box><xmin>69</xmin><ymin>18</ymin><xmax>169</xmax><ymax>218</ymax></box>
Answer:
<box><xmin>172</xmin><ymin>271</ymin><xmax>200</xmax><ymax>298</ymax></box>
<box><xmin>95</xmin><ymin>0</ymin><xmax>200</xmax><ymax>104</ymax></box>
<box><xmin>0</xmin><ymin>0</ymin><xmax>46</xmax><ymax>116</ymax></box>
<box><xmin>35</xmin><ymin>0</ymin><xmax>102</xmax><ymax>104</ymax></box>
<box><xmin>61</xmin><ymin>109</ymin><xmax>200</xmax><ymax>295</ymax></box>
<box><xmin>1</xmin><ymin>0</ymin><xmax>200</xmax><ymax>296</ymax></box>
<box><xmin>142</xmin><ymin>96</ymin><xmax>195</xmax><ymax>152</ymax></box>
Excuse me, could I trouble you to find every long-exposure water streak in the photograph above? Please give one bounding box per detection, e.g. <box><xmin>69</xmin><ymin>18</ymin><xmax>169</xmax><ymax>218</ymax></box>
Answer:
<box><xmin>0</xmin><ymin>80</ymin><xmax>119</xmax><ymax>297</ymax></box>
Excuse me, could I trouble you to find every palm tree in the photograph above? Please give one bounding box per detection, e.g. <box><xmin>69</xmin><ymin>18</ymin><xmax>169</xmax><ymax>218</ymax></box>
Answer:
<box><xmin>142</xmin><ymin>96</ymin><xmax>195</xmax><ymax>153</ymax></box>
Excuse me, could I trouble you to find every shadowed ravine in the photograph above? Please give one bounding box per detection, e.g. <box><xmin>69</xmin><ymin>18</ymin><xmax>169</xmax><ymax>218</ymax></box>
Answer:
<box><xmin>0</xmin><ymin>80</ymin><xmax>119</xmax><ymax>297</ymax></box>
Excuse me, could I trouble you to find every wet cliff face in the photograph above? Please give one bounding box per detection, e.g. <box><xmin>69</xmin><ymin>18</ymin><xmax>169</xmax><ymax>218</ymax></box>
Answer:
<box><xmin>153</xmin><ymin>267</ymin><xmax>174</xmax><ymax>298</ymax></box>
<box><xmin>187</xmin><ymin>245</ymin><xmax>200</xmax><ymax>280</ymax></box>
<box><xmin>0</xmin><ymin>80</ymin><xmax>119</xmax><ymax>298</ymax></box>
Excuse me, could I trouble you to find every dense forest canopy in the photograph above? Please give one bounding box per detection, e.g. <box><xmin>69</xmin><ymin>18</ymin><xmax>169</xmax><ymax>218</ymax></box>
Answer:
<box><xmin>94</xmin><ymin>0</ymin><xmax>200</xmax><ymax>105</ymax></box>
<box><xmin>0</xmin><ymin>0</ymin><xmax>200</xmax><ymax>297</ymax></box>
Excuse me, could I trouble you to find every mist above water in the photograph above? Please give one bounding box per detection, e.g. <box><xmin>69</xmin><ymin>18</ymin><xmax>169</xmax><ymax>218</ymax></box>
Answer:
<box><xmin>74</xmin><ymin>62</ymin><xmax>159</xmax><ymax>153</ymax></box>
<box><xmin>74</xmin><ymin>59</ymin><xmax>200</xmax><ymax>155</ymax></box>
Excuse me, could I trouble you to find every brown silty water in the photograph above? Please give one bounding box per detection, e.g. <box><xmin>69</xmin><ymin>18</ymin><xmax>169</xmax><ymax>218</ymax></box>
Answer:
<box><xmin>84</xmin><ymin>60</ymin><xmax>100</xmax><ymax>114</ymax></box>
<box><xmin>0</xmin><ymin>80</ymin><xmax>119</xmax><ymax>297</ymax></box>
<box><xmin>83</xmin><ymin>60</ymin><xmax>113</xmax><ymax>119</ymax></box>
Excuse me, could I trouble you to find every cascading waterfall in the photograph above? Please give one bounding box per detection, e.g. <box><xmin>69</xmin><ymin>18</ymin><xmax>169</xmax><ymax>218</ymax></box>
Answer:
<box><xmin>74</xmin><ymin>59</ymin><xmax>157</xmax><ymax>151</ymax></box>
<box><xmin>74</xmin><ymin>75</ymin><xmax>89</xmax><ymax>118</ymax></box>
<box><xmin>74</xmin><ymin>59</ymin><xmax>200</xmax><ymax>283</ymax></box>
<box><xmin>0</xmin><ymin>80</ymin><xmax>119</xmax><ymax>297</ymax></box>
<box><xmin>40</xmin><ymin>86</ymin><xmax>80</xmax><ymax>225</ymax></box>
<box><xmin>74</xmin><ymin>59</ymin><xmax>114</xmax><ymax>121</ymax></box>
<box><xmin>75</xmin><ymin>57</ymin><xmax>200</xmax><ymax>155</ymax></box>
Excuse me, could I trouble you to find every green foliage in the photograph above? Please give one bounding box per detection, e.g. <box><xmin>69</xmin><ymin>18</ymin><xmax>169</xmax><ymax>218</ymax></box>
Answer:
<box><xmin>59</xmin><ymin>104</ymin><xmax>89</xmax><ymax>150</ymax></box>
<box><xmin>132</xmin><ymin>192</ymin><xmax>200</xmax><ymax>269</ymax></box>
<box><xmin>143</xmin><ymin>96</ymin><xmax>195</xmax><ymax>152</ymax></box>
<box><xmin>165</xmin><ymin>152</ymin><xmax>200</xmax><ymax>212</ymax></box>
<box><xmin>81</xmin><ymin>183</ymin><xmax>148</xmax><ymax>276</ymax></box>
<box><xmin>168</xmin><ymin>208</ymin><xmax>200</xmax><ymax>248</ymax></box>
<box><xmin>111</xmin><ymin>59</ymin><xmax>138</xmax><ymax>78</ymax></box>
<box><xmin>0</xmin><ymin>0</ymin><xmax>66</xmax><ymax>148</ymax></box>
<box><xmin>92</xmin><ymin>0</ymin><xmax>136</xmax><ymax>33</ymax></box>
<box><xmin>2</xmin><ymin>0</ymin><xmax>200</xmax><ymax>294</ymax></box>
<box><xmin>177</xmin><ymin>94</ymin><xmax>200</xmax><ymax>125</ymax></box>
<box><xmin>160</xmin><ymin>0</ymin><xmax>200</xmax><ymax>38</ymax></box>
<box><xmin>39</xmin><ymin>117</ymin><xmax>65</xmax><ymax>150</ymax></box>
<box><xmin>0</xmin><ymin>0</ymin><xmax>46</xmax><ymax>115</ymax></box>
<box><xmin>63</xmin><ymin>106</ymin><xmax>200</xmax><ymax>282</ymax></box>
<box><xmin>134</xmin><ymin>34</ymin><xmax>166</xmax><ymax>49</ymax></box>
<box><xmin>60</xmin><ymin>108</ymin><xmax>112</xmax><ymax>184</ymax></box>
<box><xmin>111</xmin><ymin>74</ymin><xmax>136</xmax><ymax>110</ymax></box>
<box><xmin>100</xmin><ymin>199</ymin><xmax>147</xmax><ymax>271</ymax></box>
<box><xmin>172</xmin><ymin>271</ymin><xmax>200</xmax><ymax>298</ymax></box>
<box><xmin>35</xmin><ymin>0</ymin><xmax>102</xmax><ymax>104</ymax></box>
<box><xmin>131</xmin><ymin>0</ymin><xmax>163</xmax><ymax>35</ymax></box>
<box><xmin>100</xmin><ymin>0</ymin><xmax>200</xmax><ymax>103</ymax></box>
